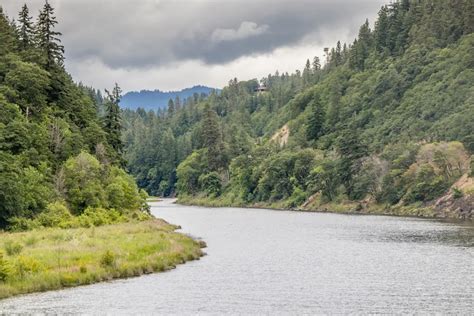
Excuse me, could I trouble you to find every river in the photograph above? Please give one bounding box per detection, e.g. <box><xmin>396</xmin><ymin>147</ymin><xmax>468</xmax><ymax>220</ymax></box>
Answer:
<box><xmin>0</xmin><ymin>199</ymin><xmax>473</xmax><ymax>314</ymax></box>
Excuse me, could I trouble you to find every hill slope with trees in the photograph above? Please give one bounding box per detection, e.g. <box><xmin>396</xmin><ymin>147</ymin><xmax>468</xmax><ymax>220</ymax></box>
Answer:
<box><xmin>124</xmin><ymin>0</ymin><xmax>473</xmax><ymax>218</ymax></box>
<box><xmin>0</xmin><ymin>3</ymin><xmax>149</xmax><ymax>229</ymax></box>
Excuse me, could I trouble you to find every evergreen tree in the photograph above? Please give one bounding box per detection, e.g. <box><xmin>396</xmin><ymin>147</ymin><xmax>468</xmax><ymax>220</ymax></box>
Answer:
<box><xmin>375</xmin><ymin>5</ymin><xmax>389</xmax><ymax>54</ymax></box>
<box><xmin>174</xmin><ymin>96</ymin><xmax>181</xmax><ymax>111</ymax></box>
<box><xmin>337</xmin><ymin>129</ymin><xmax>367</xmax><ymax>199</ymax></box>
<box><xmin>167</xmin><ymin>98</ymin><xmax>175</xmax><ymax>116</ymax></box>
<box><xmin>104</xmin><ymin>83</ymin><xmax>123</xmax><ymax>160</ymax></box>
<box><xmin>201</xmin><ymin>104</ymin><xmax>226</xmax><ymax>171</ymax></box>
<box><xmin>35</xmin><ymin>0</ymin><xmax>64</xmax><ymax>68</ymax></box>
<box><xmin>306</xmin><ymin>97</ymin><xmax>325</xmax><ymax>141</ymax></box>
<box><xmin>0</xmin><ymin>7</ymin><xmax>17</xmax><ymax>56</ymax></box>
<box><xmin>312</xmin><ymin>56</ymin><xmax>321</xmax><ymax>72</ymax></box>
<box><xmin>335</xmin><ymin>41</ymin><xmax>343</xmax><ymax>66</ymax></box>
<box><xmin>302</xmin><ymin>59</ymin><xmax>312</xmax><ymax>86</ymax></box>
<box><xmin>17</xmin><ymin>4</ymin><xmax>33</xmax><ymax>51</ymax></box>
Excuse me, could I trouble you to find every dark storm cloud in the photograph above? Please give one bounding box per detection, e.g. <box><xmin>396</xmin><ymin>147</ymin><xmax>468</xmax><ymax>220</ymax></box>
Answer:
<box><xmin>1</xmin><ymin>0</ymin><xmax>383</xmax><ymax>68</ymax></box>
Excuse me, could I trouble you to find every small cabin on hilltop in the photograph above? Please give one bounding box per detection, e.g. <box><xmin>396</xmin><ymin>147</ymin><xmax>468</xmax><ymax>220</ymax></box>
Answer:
<box><xmin>255</xmin><ymin>84</ymin><xmax>268</xmax><ymax>93</ymax></box>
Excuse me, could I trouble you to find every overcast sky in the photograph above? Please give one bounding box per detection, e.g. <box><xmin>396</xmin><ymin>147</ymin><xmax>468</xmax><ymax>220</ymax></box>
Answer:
<box><xmin>2</xmin><ymin>0</ymin><xmax>383</xmax><ymax>92</ymax></box>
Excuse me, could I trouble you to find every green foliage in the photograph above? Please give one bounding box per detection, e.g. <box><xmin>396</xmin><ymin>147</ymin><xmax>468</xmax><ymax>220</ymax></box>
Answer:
<box><xmin>35</xmin><ymin>202</ymin><xmax>73</xmax><ymax>228</ymax></box>
<box><xmin>4</xmin><ymin>241</ymin><xmax>23</xmax><ymax>256</ymax></box>
<box><xmin>62</xmin><ymin>152</ymin><xmax>106</xmax><ymax>214</ymax></box>
<box><xmin>121</xmin><ymin>0</ymin><xmax>473</xmax><ymax>215</ymax></box>
<box><xmin>100</xmin><ymin>250</ymin><xmax>116</xmax><ymax>268</ymax></box>
<box><xmin>0</xmin><ymin>251</ymin><xmax>13</xmax><ymax>282</ymax></box>
<box><xmin>452</xmin><ymin>187</ymin><xmax>463</xmax><ymax>199</ymax></box>
<box><xmin>198</xmin><ymin>172</ymin><xmax>222</xmax><ymax>197</ymax></box>
<box><xmin>0</xmin><ymin>3</ymin><xmax>146</xmax><ymax>230</ymax></box>
<box><xmin>176</xmin><ymin>150</ymin><xmax>207</xmax><ymax>195</ymax></box>
<box><xmin>306</xmin><ymin>97</ymin><xmax>325</xmax><ymax>142</ymax></box>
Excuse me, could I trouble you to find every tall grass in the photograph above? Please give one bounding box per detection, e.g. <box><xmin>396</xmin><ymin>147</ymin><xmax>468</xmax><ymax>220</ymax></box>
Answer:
<box><xmin>0</xmin><ymin>219</ymin><xmax>205</xmax><ymax>299</ymax></box>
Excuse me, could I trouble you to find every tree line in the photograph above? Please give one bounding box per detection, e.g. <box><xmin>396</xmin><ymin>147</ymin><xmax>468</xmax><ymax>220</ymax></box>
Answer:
<box><xmin>123</xmin><ymin>0</ymin><xmax>473</xmax><ymax>217</ymax></box>
<box><xmin>0</xmin><ymin>2</ymin><xmax>148</xmax><ymax>229</ymax></box>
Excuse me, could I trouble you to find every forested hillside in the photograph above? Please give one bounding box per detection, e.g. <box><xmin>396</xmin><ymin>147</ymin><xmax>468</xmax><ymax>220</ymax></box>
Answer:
<box><xmin>0</xmin><ymin>3</ymin><xmax>148</xmax><ymax>229</ymax></box>
<box><xmin>123</xmin><ymin>0</ymin><xmax>474</xmax><ymax>218</ymax></box>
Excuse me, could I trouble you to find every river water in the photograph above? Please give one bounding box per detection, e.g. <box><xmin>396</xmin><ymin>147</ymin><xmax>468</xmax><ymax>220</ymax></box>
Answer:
<box><xmin>1</xmin><ymin>199</ymin><xmax>473</xmax><ymax>314</ymax></box>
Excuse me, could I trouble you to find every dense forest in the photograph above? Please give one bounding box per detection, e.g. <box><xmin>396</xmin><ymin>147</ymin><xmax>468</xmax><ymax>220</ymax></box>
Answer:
<box><xmin>0</xmin><ymin>3</ymin><xmax>149</xmax><ymax>230</ymax></box>
<box><xmin>123</xmin><ymin>0</ymin><xmax>473</xmax><ymax>218</ymax></box>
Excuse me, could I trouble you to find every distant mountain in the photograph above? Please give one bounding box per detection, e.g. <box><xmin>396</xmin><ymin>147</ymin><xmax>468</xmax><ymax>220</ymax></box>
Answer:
<box><xmin>120</xmin><ymin>85</ymin><xmax>218</xmax><ymax>110</ymax></box>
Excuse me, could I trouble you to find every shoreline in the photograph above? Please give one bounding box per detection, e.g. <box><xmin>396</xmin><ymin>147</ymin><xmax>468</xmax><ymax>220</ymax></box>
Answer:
<box><xmin>176</xmin><ymin>196</ymin><xmax>473</xmax><ymax>222</ymax></box>
<box><xmin>0</xmin><ymin>219</ymin><xmax>206</xmax><ymax>300</ymax></box>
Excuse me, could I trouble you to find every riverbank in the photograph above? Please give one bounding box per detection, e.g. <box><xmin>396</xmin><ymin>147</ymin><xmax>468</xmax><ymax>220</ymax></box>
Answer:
<box><xmin>0</xmin><ymin>219</ymin><xmax>205</xmax><ymax>300</ymax></box>
<box><xmin>177</xmin><ymin>194</ymin><xmax>473</xmax><ymax>220</ymax></box>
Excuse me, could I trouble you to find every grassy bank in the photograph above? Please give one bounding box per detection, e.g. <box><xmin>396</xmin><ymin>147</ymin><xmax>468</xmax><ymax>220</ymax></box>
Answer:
<box><xmin>0</xmin><ymin>219</ymin><xmax>205</xmax><ymax>300</ymax></box>
<box><xmin>177</xmin><ymin>194</ymin><xmax>470</xmax><ymax>219</ymax></box>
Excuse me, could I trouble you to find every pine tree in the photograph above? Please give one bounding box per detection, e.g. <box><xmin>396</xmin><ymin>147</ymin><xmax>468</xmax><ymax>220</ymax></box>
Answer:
<box><xmin>104</xmin><ymin>83</ymin><xmax>123</xmax><ymax>160</ymax></box>
<box><xmin>201</xmin><ymin>104</ymin><xmax>226</xmax><ymax>171</ymax></box>
<box><xmin>302</xmin><ymin>59</ymin><xmax>312</xmax><ymax>86</ymax></box>
<box><xmin>375</xmin><ymin>6</ymin><xmax>389</xmax><ymax>54</ymax></box>
<box><xmin>337</xmin><ymin>129</ymin><xmax>367</xmax><ymax>199</ymax></box>
<box><xmin>36</xmin><ymin>0</ymin><xmax>64</xmax><ymax>68</ymax></box>
<box><xmin>0</xmin><ymin>7</ymin><xmax>17</xmax><ymax>56</ymax></box>
<box><xmin>174</xmin><ymin>96</ymin><xmax>181</xmax><ymax>111</ymax></box>
<box><xmin>312</xmin><ymin>56</ymin><xmax>321</xmax><ymax>72</ymax></box>
<box><xmin>167</xmin><ymin>99</ymin><xmax>175</xmax><ymax>116</ymax></box>
<box><xmin>306</xmin><ymin>97</ymin><xmax>325</xmax><ymax>141</ymax></box>
<box><xmin>17</xmin><ymin>4</ymin><xmax>33</xmax><ymax>51</ymax></box>
<box><xmin>335</xmin><ymin>41</ymin><xmax>343</xmax><ymax>66</ymax></box>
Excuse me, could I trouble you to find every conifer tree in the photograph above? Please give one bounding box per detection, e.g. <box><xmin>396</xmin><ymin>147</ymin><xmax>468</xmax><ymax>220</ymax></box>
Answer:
<box><xmin>0</xmin><ymin>7</ymin><xmax>17</xmax><ymax>56</ymax></box>
<box><xmin>302</xmin><ymin>59</ymin><xmax>312</xmax><ymax>86</ymax></box>
<box><xmin>167</xmin><ymin>99</ymin><xmax>175</xmax><ymax>116</ymax></box>
<box><xmin>17</xmin><ymin>4</ymin><xmax>33</xmax><ymax>51</ymax></box>
<box><xmin>201</xmin><ymin>104</ymin><xmax>226</xmax><ymax>171</ymax></box>
<box><xmin>104</xmin><ymin>83</ymin><xmax>123</xmax><ymax>159</ymax></box>
<box><xmin>36</xmin><ymin>0</ymin><xmax>64</xmax><ymax>68</ymax></box>
<box><xmin>312</xmin><ymin>56</ymin><xmax>321</xmax><ymax>72</ymax></box>
<box><xmin>306</xmin><ymin>97</ymin><xmax>325</xmax><ymax>141</ymax></box>
<box><xmin>375</xmin><ymin>6</ymin><xmax>388</xmax><ymax>54</ymax></box>
<box><xmin>335</xmin><ymin>41</ymin><xmax>343</xmax><ymax>66</ymax></box>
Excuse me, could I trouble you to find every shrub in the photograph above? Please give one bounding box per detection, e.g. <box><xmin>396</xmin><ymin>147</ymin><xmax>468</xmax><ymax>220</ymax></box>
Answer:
<box><xmin>15</xmin><ymin>256</ymin><xmax>43</xmax><ymax>277</ymax></box>
<box><xmin>198</xmin><ymin>172</ymin><xmax>222</xmax><ymax>197</ymax></box>
<box><xmin>78</xmin><ymin>207</ymin><xmax>123</xmax><ymax>227</ymax></box>
<box><xmin>286</xmin><ymin>186</ymin><xmax>307</xmax><ymax>208</ymax></box>
<box><xmin>100</xmin><ymin>250</ymin><xmax>116</xmax><ymax>268</ymax></box>
<box><xmin>0</xmin><ymin>252</ymin><xmax>13</xmax><ymax>282</ymax></box>
<box><xmin>36</xmin><ymin>202</ymin><xmax>74</xmax><ymax>228</ymax></box>
<box><xmin>4</xmin><ymin>241</ymin><xmax>23</xmax><ymax>256</ymax></box>
<box><xmin>452</xmin><ymin>187</ymin><xmax>463</xmax><ymax>199</ymax></box>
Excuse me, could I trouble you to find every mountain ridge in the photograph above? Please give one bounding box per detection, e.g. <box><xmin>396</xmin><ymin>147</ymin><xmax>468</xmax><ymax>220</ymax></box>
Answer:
<box><xmin>120</xmin><ymin>85</ymin><xmax>218</xmax><ymax>110</ymax></box>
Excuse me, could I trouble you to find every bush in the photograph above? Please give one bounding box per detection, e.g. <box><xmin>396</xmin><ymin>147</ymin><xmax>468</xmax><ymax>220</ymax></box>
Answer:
<box><xmin>4</xmin><ymin>241</ymin><xmax>23</xmax><ymax>256</ymax></box>
<box><xmin>78</xmin><ymin>207</ymin><xmax>123</xmax><ymax>227</ymax></box>
<box><xmin>36</xmin><ymin>202</ymin><xmax>74</xmax><ymax>228</ymax></box>
<box><xmin>15</xmin><ymin>256</ymin><xmax>43</xmax><ymax>277</ymax></box>
<box><xmin>452</xmin><ymin>187</ymin><xmax>463</xmax><ymax>199</ymax></box>
<box><xmin>100</xmin><ymin>250</ymin><xmax>116</xmax><ymax>268</ymax></box>
<box><xmin>0</xmin><ymin>252</ymin><xmax>13</xmax><ymax>282</ymax></box>
<box><xmin>198</xmin><ymin>172</ymin><xmax>222</xmax><ymax>197</ymax></box>
<box><xmin>286</xmin><ymin>186</ymin><xmax>307</xmax><ymax>208</ymax></box>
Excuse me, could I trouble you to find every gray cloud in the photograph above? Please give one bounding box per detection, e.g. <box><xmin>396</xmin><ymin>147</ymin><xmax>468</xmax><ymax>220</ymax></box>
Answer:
<box><xmin>211</xmin><ymin>21</ymin><xmax>269</xmax><ymax>42</ymax></box>
<box><xmin>1</xmin><ymin>0</ymin><xmax>382</xmax><ymax>69</ymax></box>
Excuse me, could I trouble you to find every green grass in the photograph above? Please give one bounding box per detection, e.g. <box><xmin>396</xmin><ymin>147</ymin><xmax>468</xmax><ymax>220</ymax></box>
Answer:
<box><xmin>146</xmin><ymin>196</ymin><xmax>163</xmax><ymax>202</ymax></box>
<box><xmin>0</xmin><ymin>219</ymin><xmax>205</xmax><ymax>300</ymax></box>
